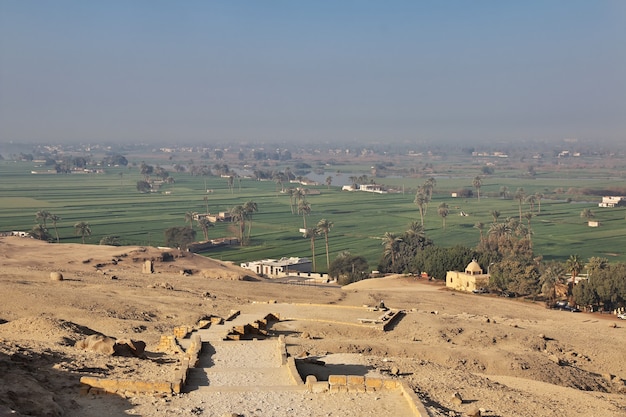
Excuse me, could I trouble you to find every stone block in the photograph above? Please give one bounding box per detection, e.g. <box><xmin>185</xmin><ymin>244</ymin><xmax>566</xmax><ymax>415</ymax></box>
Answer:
<box><xmin>305</xmin><ymin>375</ymin><xmax>317</xmax><ymax>386</ymax></box>
<box><xmin>347</xmin><ymin>375</ymin><xmax>365</xmax><ymax>386</ymax></box>
<box><xmin>50</xmin><ymin>272</ymin><xmax>64</xmax><ymax>281</ymax></box>
<box><xmin>348</xmin><ymin>384</ymin><xmax>367</xmax><ymax>393</ymax></box>
<box><xmin>365</xmin><ymin>377</ymin><xmax>383</xmax><ymax>389</ymax></box>
<box><xmin>142</xmin><ymin>260</ymin><xmax>154</xmax><ymax>274</ymax></box>
<box><xmin>328</xmin><ymin>375</ymin><xmax>347</xmax><ymax>386</ymax></box>
<box><xmin>329</xmin><ymin>385</ymin><xmax>348</xmax><ymax>393</ymax></box>
<box><xmin>382</xmin><ymin>379</ymin><xmax>399</xmax><ymax>390</ymax></box>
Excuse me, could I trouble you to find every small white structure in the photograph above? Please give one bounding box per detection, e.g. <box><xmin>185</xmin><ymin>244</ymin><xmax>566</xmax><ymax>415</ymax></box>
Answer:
<box><xmin>588</xmin><ymin>221</ymin><xmax>600</xmax><ymax>227</ymax></box>
<box><xmin>359</xmin><ymin>184</ymin><xmax>387</xmax><ymax>194</ymax></box>
<box><xmin>241</xmin><ymin>257</ymin><xmax>312</xmax><ymax>278</ymax></box>
<box><xmin>342</xmin><ymin>184</ymin><xmax>387</xmax><ymax>194</ymax></box>
<box><xmin>598</xmin><ymin>196</ymin><xmax>626</xmax><ymax>208</ymax></box>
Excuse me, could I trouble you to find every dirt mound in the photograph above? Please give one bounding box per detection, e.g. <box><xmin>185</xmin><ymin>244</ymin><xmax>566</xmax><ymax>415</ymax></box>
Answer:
<box><xmin>342</xmin><ymin>275</ymin><xmax>405</xmax><ymax>290</ymax></box>
<box><xmin>0</xmin><ymin>316</ymin><xmax>98</xmax><ymax>345</ymax></box>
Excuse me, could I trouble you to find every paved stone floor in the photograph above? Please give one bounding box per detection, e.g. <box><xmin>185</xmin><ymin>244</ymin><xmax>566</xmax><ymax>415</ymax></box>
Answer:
<box><xmin>177</xmin><ymin>305</ymin><xmax>418</xmax><ymax>417</ymax></box>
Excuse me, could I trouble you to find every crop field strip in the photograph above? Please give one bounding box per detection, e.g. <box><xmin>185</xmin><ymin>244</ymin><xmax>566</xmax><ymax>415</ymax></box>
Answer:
<box><xmin>2</xmin><ymin>161</ymin><xmax>626</xmax><ymax>269</ymax></box>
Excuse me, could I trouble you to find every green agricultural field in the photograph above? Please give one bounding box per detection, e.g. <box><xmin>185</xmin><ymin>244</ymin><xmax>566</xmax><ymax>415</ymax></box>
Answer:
<box><xmin>2</xmin><ymin>160</ymin><xmax>626</xmax><ymax>271</ymax></box>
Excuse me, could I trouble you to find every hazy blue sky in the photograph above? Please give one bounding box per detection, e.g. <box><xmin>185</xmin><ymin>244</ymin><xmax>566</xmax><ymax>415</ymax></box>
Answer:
<box><xmin>1</xmin><ymin>1</ymin><xmax>624</xmax><ymax>145</ymax></box>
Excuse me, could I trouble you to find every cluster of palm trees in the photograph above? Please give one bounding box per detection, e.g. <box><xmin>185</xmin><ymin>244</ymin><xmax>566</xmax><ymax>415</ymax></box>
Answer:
<box><xmin>184</xmin><ymin>211</ymin><xmax>215</xmax><ymax>241</ymax></box>
<box><xmin>348</xmin><ymin>174</ymin><xmax>373</xmax><ymax>188</ymax></box>
<box><xmin>33</xmin><ymin>210</ymin><xmax>61</xmax><ymax>242</ymax></box>
<box><xmin>284</xmin><ymin>188</ymin><xmax>312</xmax><ymax>227</ymax></box>
<box><xmin>471</xmin><ymin>186</ymin><xmax>546</xmax><ymax>246</ymax></box>
<box><xmin>182</xmin><ymin>200</ymin><xmax>259</xmax><ymax>245</ymax></box>
<box><xmin>302</xmin><ymin>218</ymin><xmax>334</xmax><ymax>271</ymax></box>
<box><xmin>380</xmin><ymin>221</ymin><xmax>431</xmax><ymax>273</ymax></box>
<box><xmin>414</xmin><ymin>177</ymin><xmax>436</xmax><ymax>226</ymax></box>
<box><xmin>541</xmin><ymin>255</ymin><xmax>595</xmax><ymax>302</ymax></box>
<box><xmin>229</xmin><ymin>201</ymin><xmax>258</xmax><ymax>246</ymax></box>
<box><xmin>32</xmin><ymin>209</ymin><xmax>92</xmax><ymax>244</ymax></box>
<box><xmin>475</xmin><ymin>214</ymin><xmax>533</xmax><ymax>253</ymax></box>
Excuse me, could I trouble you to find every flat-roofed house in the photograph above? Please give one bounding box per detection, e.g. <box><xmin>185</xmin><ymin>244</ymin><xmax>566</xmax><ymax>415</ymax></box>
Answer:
<box><xmin>240</xmin><ymin>257</ymin><xmax>312</xmax><ymax>278</ymax></box>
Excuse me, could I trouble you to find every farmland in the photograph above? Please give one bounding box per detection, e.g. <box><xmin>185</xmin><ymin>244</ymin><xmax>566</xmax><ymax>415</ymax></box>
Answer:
<box><xmin>2</xmin><ymin>151</ymin><xmax>626</xmax><ymax>270</ymax></box>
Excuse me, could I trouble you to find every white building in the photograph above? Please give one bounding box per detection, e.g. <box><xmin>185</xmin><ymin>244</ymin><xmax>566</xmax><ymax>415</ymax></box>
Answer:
<box><xmin>598</xmin><ymin>196</ymin><xmax>626</xmax><ymax>208</ymax></box>
<box><xmin>240</xmin><ymin>257</ymin><xmax>312</xmax><ymax>278</ymax></box>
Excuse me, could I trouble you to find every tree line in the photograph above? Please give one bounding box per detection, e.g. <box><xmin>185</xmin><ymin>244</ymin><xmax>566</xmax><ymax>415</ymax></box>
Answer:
<box><xmin>29</xmin><ymin>209</ymin><xmax>121</xmax><ymax>245</ymax></box>
<box><xmin>371</xmin><ymin>176</ymin><xmax>626</xmax><ymax>312</ymax></box>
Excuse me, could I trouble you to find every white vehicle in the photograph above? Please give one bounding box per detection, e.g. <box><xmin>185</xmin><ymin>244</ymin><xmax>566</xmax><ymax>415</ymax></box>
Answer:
<box><xmin>617</xmin><ymin>313</ymin><xmax>626</xmax><ymax>320</ymax></box>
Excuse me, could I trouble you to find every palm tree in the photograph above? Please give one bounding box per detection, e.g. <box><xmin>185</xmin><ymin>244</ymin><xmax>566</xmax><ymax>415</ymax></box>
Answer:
<box><xmin>526</xmin><ymin>195</ymin><xmax>537</xmax><ymax>212</ymax></box>
<box><xmin>203</xmin><ymin>195</ymin><xmax>209</xmax><ymax>215</ymax></box>
<box><xmin>566</xmin><ymin>254</ymin><xmax>583</xmax><ymax>283</ymax></box>
<box><xmin>293</xmin><ymin>188</ymin><xmax>306</xmax><ymax>209</ymax></box>
<box><xmin>472</xmin><ymin>176</ymin><xmax>482</xmax><ymax>201</ymax></box>
<box><xmin>196</xmin><ymin>217</ymin><xmax>213</xmax><ymax>241</ymax></box>
<box><xmin>302</xmin><ymin>227</ymin><xmax>318</xmax><ymax>271</ymax></box>
<box><xmin>184</xmin><ymin>211</ymin><xmax>196</xmax><ymax>230</ymax></box>
<box><xmin>286</xmin><ymin>188</ymin><xmax>296</xmax><ymax>214</ymax></box>
<box><xmin>227</xmin><ymin>175</ymin><xmax>235</xmax><ymax>193</ymax></box>
<box><xmin>488</xmin><ymin>222</ymin><xmax>511</xmax><ymax>239</ymax></box>
<box><xmin>407</xmin><ymin>220</ymin><xmax>425</xmax><ymax>236</ymax></box>
<box><xmin>580</xmin><ymin>208</ymin><xmax>594</xmax><ymax>221</ymax></box>
<box><xmin>522</xmin><ymin>212</ymin><xmax>534</xmax><ymax>246</ymax></box>
<box><xmin>514</xmin><ymin>187</ymin><xmax>526</xmax><ymax>220</ymax></box>
<box><xmin>474</xmin><ymin>222</ymin><xmax>485</xmax><ymax>242</ymax></box>
<box><xmin>586</xmin><ymin>256</ymin><xmax>608</xmax><ymax>280</ymax></box>
<box><xmin>499</xmin><ymin>186</ymin><xmax>509</xmax><ymax>199</ymax></box>
<box><xmin>74</xmin><ymin>221</ymin><xmax>91</xmax><ymax>244</ymax></box>
<box><xmin>243</xmin><ymin>200</ymin><xmax>258</xmax><ymax>241</ymax></box>
<box><xmin>273</xmin><ymin>171</ymin><xmax>285</xmax><ymax>193</ymax></box>
<box><xmin>535</xmin><ymin>192</ymin><xmax>544</xmax><ymax>214</ymax></box>
<box><xmin>35</xmin><ymin>210</ymin><xmax>51</xmax><ymax>228</ymax></box>
<box><xmin>229</xmin><ymin>205</ymin><xmax>246</xmax><ymax>245</ymax></box>
<box><xmin>325</xmin><ymin>176</ymin><xmax>333</xmax><ymax>190</ymax></box>
<box><xmin>424</xmin><ymin>177</ymin><xmax>436</xmax><ymax>200</ymax></box>
<box><xmin>540</xmin><ymin>263</ymin><xmax>565</xmax><ymax>302</ymax></box>
<box><xmin>298</xmin><ymin>199</ymin><xmax>311</xmax><ymax>229</ymax></box>
<box><xmin>414</xmin><ymin>191</ymin><xmax>428</xmax><ymax>226</ymax></box>
<box><xmin>381</xmin><ymin>232</ymin><xmax>402</xmax><ymax>269</ymax></box>
<box><xmin>317</xmin><ymin>218</ymin><xmax>334</xmax><ymax>269</ymax></box>
<box><xmin>30</xmin><ymin>224</ymin><xmax>51</xmax><ymax>241</ymax></box>
<box><xmin>139</xmin><ymin>162</ymin><xmax>153</xmax><ymax>181</ymax></box>
<box><xmin>49</xmin><ymin>213</ymin><xmax>61</xmax><ymax>243</ymax></box>
<box><xmin>437</xmin><ymin>202</ymin><xmax>449</xmax><ymax>229</ymax></box>
<box><xmin>490</xmin><ymin>210</ymin><xmax>501</xmax><ymax>224</ymax></box>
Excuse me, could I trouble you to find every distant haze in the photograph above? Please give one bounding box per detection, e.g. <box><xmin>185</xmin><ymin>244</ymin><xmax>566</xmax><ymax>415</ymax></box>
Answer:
<box><xmin>1</xmin><ymin>1</ymin><xmax>625</xmax><ymax>145</ymax></box>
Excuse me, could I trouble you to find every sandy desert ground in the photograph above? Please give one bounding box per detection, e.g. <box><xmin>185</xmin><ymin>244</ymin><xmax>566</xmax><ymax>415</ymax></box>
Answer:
<box><xmin>1</xmin><ymin>236</ymin><xmax>625</xmax><ymax>417</ymax></box>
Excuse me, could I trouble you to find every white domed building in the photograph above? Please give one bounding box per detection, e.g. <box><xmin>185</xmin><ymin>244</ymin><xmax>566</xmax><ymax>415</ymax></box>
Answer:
<box><xmin>445</xmin><ymin>259</ymin><xmax>490</xmax><ymax>292</ymax></box>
